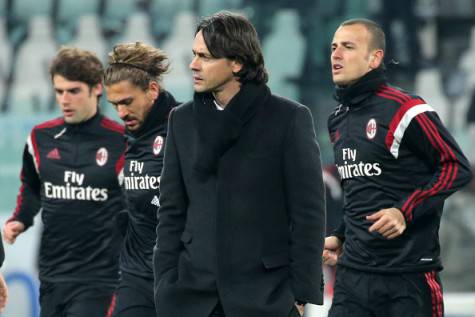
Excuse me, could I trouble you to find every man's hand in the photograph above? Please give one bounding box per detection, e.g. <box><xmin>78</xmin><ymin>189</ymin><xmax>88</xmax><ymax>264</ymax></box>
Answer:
<box><xmin>322</xmin><ymin>236</ymin><xmax>342</xmax><ymax>266</ymax></box>
<box><xmin>0</xmin><ymin>272</ymin><xmax>8</xmax><ymax>312</ymax></box>
<box><xmin>367</xmin><ymin>207</ymin><xmax>406</xmax><ymax>239</ymax></box>
<box><xmin>3</xmin><ymin>221</ymin><xmax>25</xmax><ymax>244</ymax></box>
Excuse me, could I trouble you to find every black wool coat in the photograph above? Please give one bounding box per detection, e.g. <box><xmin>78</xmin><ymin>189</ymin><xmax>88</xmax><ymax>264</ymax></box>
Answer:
<box><xmin>154</xmin><ymin>83</ymin><xmax>325</xmax><ymax>317</ymax></box>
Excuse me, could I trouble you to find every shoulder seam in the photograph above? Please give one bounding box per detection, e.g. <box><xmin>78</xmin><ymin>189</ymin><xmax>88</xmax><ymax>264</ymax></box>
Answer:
<box><xmin>34</xmin><ymin>117</ymin><xmax>64</xmax><ymax>130</ymax></box>
<box><xmin>100</xmin><ymin>118</ymin><xmax>124</xmax><ymax>134</ymax></box>
<box><xmin>376</xmin><ymin>85</ymin><xmax>418</xmax><ymax>105</ymax></box>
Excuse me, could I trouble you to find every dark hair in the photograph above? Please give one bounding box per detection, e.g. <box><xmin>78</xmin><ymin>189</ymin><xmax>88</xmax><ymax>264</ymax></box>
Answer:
<box><xmin>340</xmin><ymin>18</ymin><xmax>386</xmax><ymax>52</ymax></box>
<box><xmin>49</xmin><ymin>47</ymin><xmax>103</xmax><ymax>87</ymax></box>
<box><xmin>196</xmin><ymin>11</ymin><xmax>268</xmax><ymax>84</ymax></box>
<box><xmin>104</xmin><ymin>42</ymin><xmax>169</xmax><ymax>91</ymax></box>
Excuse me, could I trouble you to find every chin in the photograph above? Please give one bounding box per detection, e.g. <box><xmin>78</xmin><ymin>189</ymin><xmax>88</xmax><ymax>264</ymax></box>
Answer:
<box><xmin>333</xmin><ymin>78</ymin><xmax>350</xmax><ymax>86</ymax></box>
<box><xmin>64</xmin><ymin>117</ymin><xmax>77</xmax><ymax>124</ymax></box>
<box><xmin>193</xmin><ymin>86</ymin><xmax>207</xmax><ymax>93</ymax></box>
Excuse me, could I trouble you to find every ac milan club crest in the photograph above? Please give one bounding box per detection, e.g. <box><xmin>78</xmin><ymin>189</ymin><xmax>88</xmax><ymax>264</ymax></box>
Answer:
<box><xmin>153</xmin><ymin>136</ymin><xmax>164</xmax><ymax>156</ymax></box>
<box><xmin>366</xmin><ymin>118</ymin><xmax>377</xmax><ymax>140</ymax></box>
<box><xmin>96</xmin><ymin>147</ymin><xmax>108</xmax><ymax>166</ymax></box>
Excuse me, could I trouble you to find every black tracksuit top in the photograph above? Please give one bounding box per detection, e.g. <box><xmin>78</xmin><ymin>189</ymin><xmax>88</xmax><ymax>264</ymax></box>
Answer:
<box><xmin>328</xmin><ymin>69</ymin><xmax>472</xmax><ymax>273</ymax></box>
<box><xmin>10</xmin><ymin>112</ymin><xmax>126</xmax><ymax>285</ymax></box>
<box><xmin>120</xmin><ymin>90</ymin><xmax>178</xmax><ymax>279</ymax></box>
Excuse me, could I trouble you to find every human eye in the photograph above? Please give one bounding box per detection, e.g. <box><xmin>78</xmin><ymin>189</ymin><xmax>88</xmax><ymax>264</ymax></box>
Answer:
<box><xmin>121</xmin><ymin>98</ymin><xmax>133</xmax><ymax>106</ymax></box>
<box><xmin>69</xmin><ymin>88</ymin><xmax>81</xmax><ymax>94</ymax></box>
<box><xmin>198</xmin><ymin>52</ymin><xmax>213</xmax><ymax>61</ymax></box>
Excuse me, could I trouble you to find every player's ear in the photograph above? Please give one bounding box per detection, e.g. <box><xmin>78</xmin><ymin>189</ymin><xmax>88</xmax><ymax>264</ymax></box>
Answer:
<box><xmin>92</xmin><ymin>83</ymin><xmax>103</xmax><ymax>97</ymax></box>
<box><xmin>147</xmin><ymin>81</ymin><xmax>160</xmax><ymax>101</ymax></box>
<box><xmin>369</xmin><ymin>49</ymin><xmax>384</xmax><ymax>69</ymax></box>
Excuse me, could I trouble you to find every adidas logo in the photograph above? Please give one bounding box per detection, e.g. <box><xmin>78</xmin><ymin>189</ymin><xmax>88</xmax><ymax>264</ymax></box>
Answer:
<box><xmin>151</xmin><ymin>195</ymin><xmax>160</xmax><ymax>207</ymax></box>
<box><xmin>47</xmin><ymin>148</ymin><xmax>61</xmax><ymax>160</ymax></box>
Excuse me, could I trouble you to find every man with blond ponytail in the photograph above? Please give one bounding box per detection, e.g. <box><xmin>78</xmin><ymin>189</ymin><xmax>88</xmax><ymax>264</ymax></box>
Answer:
<box><xmin>104</xmin><ymin>42</ymin><xmax>179</xmax><ymax>317</ymax></box>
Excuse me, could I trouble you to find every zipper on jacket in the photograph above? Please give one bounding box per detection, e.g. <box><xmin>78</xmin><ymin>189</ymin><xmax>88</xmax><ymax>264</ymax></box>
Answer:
<box><xmin>344</xmin><ymin>105</ymin><xmax>350</xmax><ymax>136</ymax></box>
<box><xmin>71</xmin><ymin>126</ymin><xmax>79</xmax><ymax>165</ymax></box>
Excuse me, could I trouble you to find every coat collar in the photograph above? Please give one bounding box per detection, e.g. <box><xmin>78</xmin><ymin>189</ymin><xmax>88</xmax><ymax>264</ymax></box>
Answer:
<box><xmin>192</xmin><ymin>83</ymin><xmax>270</xmax><ymax>181</ymax></box>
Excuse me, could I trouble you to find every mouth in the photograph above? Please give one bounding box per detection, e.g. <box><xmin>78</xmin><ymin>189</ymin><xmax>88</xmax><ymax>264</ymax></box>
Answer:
<box><xmin>62</xmin><ymin>109</ymin><xmax>74</xmax><ymax>117</ymax></box>
<box><xmin>122</xmin><ymin>116</ymin><xmax>138</xmax><ymax>129</ymax></box>
<box><xmin>332</xmin><ymin>64</ymin><xmax>343</xmax><ymax>71</ymax></box>
<box><xmin>192</xmin><ymin>75</ymin><xmax>203</xmax><ymax>84</ymax></box>
<box><xmin>332</xmin><ymin>64</ymin><xmax>344</xmax><ymax>75</ymax></box>
<box><xmin>124</xmin><ymin>119</ymin><xmax>137</xmax><ymax>127</ymax></box>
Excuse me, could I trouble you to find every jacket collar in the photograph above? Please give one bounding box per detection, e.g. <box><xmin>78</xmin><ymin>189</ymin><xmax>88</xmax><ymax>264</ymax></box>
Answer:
<box><xmin>65</xmin><ymin>110</ymin><xmax>102</xmax><ymax>130</ymax></box>
<box><xmin>125</xmin><ymin>89</ymin><xmax>178</xmax><ymax>138</ymax></box>
<box><xmin>333</xmin><ymin>67</ymin><xmax>387</xmax><ymax>107</ymax></box>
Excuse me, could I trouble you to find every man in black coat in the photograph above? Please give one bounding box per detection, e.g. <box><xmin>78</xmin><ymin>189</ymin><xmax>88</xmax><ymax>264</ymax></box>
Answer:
<box><xmin>154</xmin><ymin>11</ymin><xmax>326</xmax><ymax>317</ymax></box>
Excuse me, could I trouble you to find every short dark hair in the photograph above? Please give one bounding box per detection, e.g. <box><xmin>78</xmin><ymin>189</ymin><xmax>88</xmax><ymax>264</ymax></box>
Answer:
<box><xmin>196</xmin><ymin>11</ymin><xmax>268</xmax><ymax>84</ymax></box>
<box><xmin>49</xmin><ymin>47</ymin><xmax>103</xmax><ymax>87</ymax></box>
<box><xmin>104</xmin><ymin>42</ymin><xmax>169</xmax><ymax>91</ymax></box>
<box><xmin>340</xmin><ymin>18</ymin><xmax>386</xmax><ymax>52</ymax></box>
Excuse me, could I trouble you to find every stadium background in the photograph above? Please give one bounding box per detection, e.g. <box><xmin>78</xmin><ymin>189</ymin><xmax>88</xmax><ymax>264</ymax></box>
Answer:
<box><xmin>0</xmin><ymin>0</ymin><xmax>474</xmax><ymax>316</ymax></box>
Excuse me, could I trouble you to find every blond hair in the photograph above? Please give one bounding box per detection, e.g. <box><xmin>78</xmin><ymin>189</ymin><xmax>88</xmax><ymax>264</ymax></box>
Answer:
<box><xmin>104</xmin><ymin>42</ymin><xmax>169</xmax><ymax>90</ymax></box>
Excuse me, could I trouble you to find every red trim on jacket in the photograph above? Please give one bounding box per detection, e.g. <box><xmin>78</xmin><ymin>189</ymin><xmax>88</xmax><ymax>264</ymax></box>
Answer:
<box><xmin>101</xmin><ymin>117</ymin><xmax>125</xmax><ymax>134</ymax></box>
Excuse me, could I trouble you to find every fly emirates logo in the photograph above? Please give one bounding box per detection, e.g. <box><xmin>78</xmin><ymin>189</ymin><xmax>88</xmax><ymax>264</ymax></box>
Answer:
<box><xmin>124</xmin><ymin>161</ymin><xmax>160</xmax><ymax>190</ymax></box>
<box><xmin>336</xmin><ymin>148</ymin><xmax>382</xmax><ymax>180</ymax></box>
<box><xmin>44</xmin><ymin>171</ymin><xmax>108</xmax><ymax>201</ymax></box>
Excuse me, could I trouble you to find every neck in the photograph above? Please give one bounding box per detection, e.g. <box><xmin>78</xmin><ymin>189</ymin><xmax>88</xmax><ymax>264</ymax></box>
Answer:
<box><xmin>80</xmin><ymin>107</ymin><xmax>98</xmax><ymax>123</ymax></box>
<box><xmin>88</xmin><ymin>107</ymin><xmax>98</xmax><ymax>118</ymax></box>
<box><xmin>212</xmin><ymin>81</ymin><xmax>241</xmax><ymax>108</ymax></box>
<box><xmin>333</xmin><ymin>67</ymin><xmax>387</xmax><ymax>105</ymax></box>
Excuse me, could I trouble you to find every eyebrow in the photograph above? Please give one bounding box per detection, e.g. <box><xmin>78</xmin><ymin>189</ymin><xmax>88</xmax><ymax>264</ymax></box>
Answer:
<box><xmin>333</xmin><ymin>40</ymin><xmax>356</xmax><ymax>47</ymax></box>
<box><xmin>192</xmin><ymin>49</ymin><xmax>213</xmax><ymax>58</ymax></box>
<box><xmin>108</xmin><ymin>97</ymin><xmax>133</xmax><ymax>106</ymax></box>
<box><xmin>55</xmin><ymin>87</ymin><xmax>82</xmax><ymax>92</ymax></box>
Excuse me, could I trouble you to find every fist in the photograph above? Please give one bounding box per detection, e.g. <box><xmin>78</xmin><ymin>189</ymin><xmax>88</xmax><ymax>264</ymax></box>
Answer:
<box><xmin>3</xmin><ymin>221</ymin><xmax>25</xmax><ymax>244</ymax></box>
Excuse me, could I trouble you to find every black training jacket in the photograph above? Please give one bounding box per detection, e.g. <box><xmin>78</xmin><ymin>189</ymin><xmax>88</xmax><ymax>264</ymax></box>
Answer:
<box><xmin>120</xmin><ymin>90</ymin><xmax>178</xmax><ymax>279</ymax></box>
<box><xmin>10</xmin><ymin>112</ymin><xmax>126</xmax><ymax>285</ymax></box>
<box><xmin>328</xmin><ymin>68</ymin><xmax>472</xmax><ymax>273</ymax></box>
